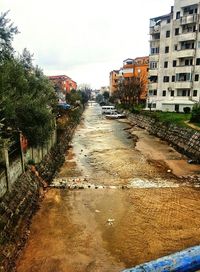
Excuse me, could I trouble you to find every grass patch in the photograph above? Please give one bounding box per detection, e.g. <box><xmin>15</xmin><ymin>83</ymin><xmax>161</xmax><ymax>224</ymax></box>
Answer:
<box><xmin>142</xmin><ymin>111</ymin><xmax>192</xmax><ymax>127</ymax></box>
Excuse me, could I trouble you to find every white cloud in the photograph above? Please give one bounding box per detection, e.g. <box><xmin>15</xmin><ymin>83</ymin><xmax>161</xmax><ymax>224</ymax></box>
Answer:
<box><xmin>1</xmin><ymin>0</ymin><xmax>174</xmax><ymax>88</ymax></box>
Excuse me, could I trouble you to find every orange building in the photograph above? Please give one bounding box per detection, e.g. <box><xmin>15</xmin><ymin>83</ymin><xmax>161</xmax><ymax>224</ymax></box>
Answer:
<box><xmin>122</xmin><ymin>58</ymin><xmax>135</xmax><ymax>79</ymax></box>
<box><xmin>134</xmin><ymin>56</ymin><xmax>149</xmax><ymax>101</ymax></box>
<box><xmin>109</xmin><ymin>70</ymin><xmax>120</xmax><ymax>95</ymax></box>
<box><xmin>109</xmin><ymin>56</ymin><xmax>149</xmax><ymax>102</ymax></box>
<box><xmin>48</xmin><ymin>75</ymin><xmax>77</xmax><ymax>93</ymax></box>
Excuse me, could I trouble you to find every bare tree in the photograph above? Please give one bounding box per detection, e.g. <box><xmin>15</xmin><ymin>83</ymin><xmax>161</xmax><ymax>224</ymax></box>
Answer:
<box><xmin>113</xmin><ymin>75</ymin><xmax>145</xmax><ymax>107</ymax></box>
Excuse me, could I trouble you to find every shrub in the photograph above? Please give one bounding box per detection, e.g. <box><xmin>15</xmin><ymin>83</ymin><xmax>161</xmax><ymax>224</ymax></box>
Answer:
<box><xmin>190</xmin><ymin>104</ymin><xmax>200</xmax><ymax>123</ymax></box>
<box><xmin>183</xmin><ymin>107</ymin><xmax>191</xmax><ymax>114</ymax></box>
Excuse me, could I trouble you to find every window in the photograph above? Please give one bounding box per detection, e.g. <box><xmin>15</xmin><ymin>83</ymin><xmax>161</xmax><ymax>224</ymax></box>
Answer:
<box><xmin>176</xmin><ymin>73</ymin><xmax>192</xmax><ymax>81</ymax></box>
<box><xmin>163</xmin><ymin>76</ymin><xmax>169</xmax><ymax>82</ymax></box>
<box><xmin>149</xmin><ymin>90</ymin><xmax>157</xmax><ymax>96</ymax></box>
<box><xmin>166</xmin><ymin>30</ymin><xmax>170</xmax><ymax>38</ymax></box>
<box><xmin>147</xmin><ymin>103</ymin><xmax>156</xmax><ymax>109</ymax></box>
<box><xmin>149</xmin><ymin>76</ymin><xmax>158</xmax><ymax>83</ymax></box>
<box><xmin>151</xmin><ymin>47</ymin><xmax>159</xmax><ymax>55</ymax></box>
<box><xmin>165</xmin><ymin>46</ymin><xmax>169</xmax><ymax>53</ymax></box>
<box><xmin>167</xmin><ymin>18</ymin><xmax>171</xmax><ymax>24</ymax></box>
<box><xmin>152</xmin><ymin>103</ymin><xmax>156</xmax><ymax>108</ymax></box>
<box><xmin>176</xmin><ymin>11</ymin><xmax>180</xmax><ymax>19</ymax></box>
<box><xmin>162</xmin><ymin>90</ymin><xmax>166</xmax><ymax>96</ymax></box>
<box><xmin>172</xmin><ymin>75</ymin><xmax>175</xmax><ymax>82</ymax></box>
<box><xmin>195</xmin><ymin>74</ymin><xmax>199</xmax><ymax>81</ymax></box>
<box><xmin>193</xmin><ymin>90</ymin><xmax>197</xmax><ymax>96</ymax></box>
<box><xmin>196</xmin><ymin>58</ymin><xmax>200</xmax><ymax>65</ymax></box>
<box><xmin>174</xmin><ymin>44</ymin><xmax>178</xmax><ymax>51</ymax></box>
<box><xmin>171</xmin><ymin>90</ymin><xmax>175</xmax><ymax>96</ymax></box>
<box><xmin>184</xmin><ymin>59</ymin><xmax>193</xmax><ymax>66</ymax></box>
<box><xmin>173</xmin><ymin>60</ymin><xmax>177</xmax><ymax>67</ymax></box>
<box><xmin>175</xmin><ymin>28</ymin><xmax>179</xmax><ymax>35</ymax></box>
<box><xmin>150</xmin><ymin>61</ymin><xmax>158</xmax><ymax>69</ymax></box>
<box><xmin>177</xmin><ymin>89</ymin><xmax>190</xmax><ymax>96</ymax></box>
<box><xmin>164</xmin><ymin>61</ymin><xmax>168</xmax><ymax>68</ymax></box>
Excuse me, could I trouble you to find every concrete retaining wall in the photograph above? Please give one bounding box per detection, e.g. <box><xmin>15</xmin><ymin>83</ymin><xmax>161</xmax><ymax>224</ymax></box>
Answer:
<box><xmin>127</xmin><ymin>113</ymin><xmax>200</xmax><ymax>161</ymax></box>
<box><xmin>0</xmin><ymin>171</ymin><xmax>7</xmax><ymax>198</ymax></box>
<box><xmin>0</xmin><ymin>171</ymin><xmax>40</xmax><ymax>272</ymax></box>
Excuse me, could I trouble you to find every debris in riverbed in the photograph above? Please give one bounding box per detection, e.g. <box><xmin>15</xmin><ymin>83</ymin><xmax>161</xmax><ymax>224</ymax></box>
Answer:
<box><xmin>188</xmin><ymin>159</ymin><xmax>199</xmax><ymax>164</ymax></box>
<box><xmin>107</xmin><ymin>218</ymin><xmax>115</xmax><ymax>225</ymax></box>
<box><xmin>167</xmin><ymin>169</ymin><xmax>172</xmax><ymax>173</ymax></box>
<box><xmin>95</xmin><ymin>210</ymin><xmax>100</xmax><ymax>213</ymax></box>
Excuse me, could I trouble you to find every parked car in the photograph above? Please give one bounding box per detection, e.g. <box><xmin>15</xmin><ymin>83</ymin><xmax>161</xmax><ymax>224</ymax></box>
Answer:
<box><xmin>57</xmin><ymin>103</ymin><xmax>71</xmax><ymax>110</ymax></box>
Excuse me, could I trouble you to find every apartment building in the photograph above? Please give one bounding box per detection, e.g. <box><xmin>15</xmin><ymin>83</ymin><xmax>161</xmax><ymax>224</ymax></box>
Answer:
<box><xmin>134</xmin><ymin>56</ymin><xmax>149</xmax><ymax>101</ymax></box>
<box><xmin>148</xmin><ymin>0</ymin><xmax>200</xmax><ymax>112</ymax></box>
<box><xmin>48</xmin><ymin>75</ymin><xmax>77</xmax><ymax>103</ymax></box>
<box><xmin>109</xmin><ymin>70</ymin><xmax>120</xmax><ymax>95</ymax></box>
<box><xmin>109</xmin><ymin>57</ymin><xmax>149</xmax><ymax>101</ymax></box>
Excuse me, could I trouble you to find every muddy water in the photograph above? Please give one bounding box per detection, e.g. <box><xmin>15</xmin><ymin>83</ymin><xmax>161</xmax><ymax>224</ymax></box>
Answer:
<box><xmin>17</xmin><ymin>103</ymin><xmax>200</xmax><ymax>272</ymax></box>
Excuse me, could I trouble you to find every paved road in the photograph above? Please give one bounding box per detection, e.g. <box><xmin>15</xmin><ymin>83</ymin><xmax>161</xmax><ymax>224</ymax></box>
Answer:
<box><xmin>17</xmin><ymin>103</ymin><xmax>200</xmax><ymax>272</ymax></box>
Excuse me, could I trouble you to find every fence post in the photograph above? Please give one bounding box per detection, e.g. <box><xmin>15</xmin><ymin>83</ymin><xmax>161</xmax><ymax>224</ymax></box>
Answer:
<box><xmin>19</xmin><ymin>132</ymin><xmax>25</xmax><ymax>173</ymax></box>
<box><xmin>3</xmin><ymin>146</ymin><xmax>11</xmax><ymax>192</ymax></box>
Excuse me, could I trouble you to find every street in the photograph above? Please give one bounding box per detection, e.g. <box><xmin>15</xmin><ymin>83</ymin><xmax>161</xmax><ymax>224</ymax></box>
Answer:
<box><xmin>17</xmin><ymin>103</ymin><xmax>200</xmax><ymax>272</ymax></box>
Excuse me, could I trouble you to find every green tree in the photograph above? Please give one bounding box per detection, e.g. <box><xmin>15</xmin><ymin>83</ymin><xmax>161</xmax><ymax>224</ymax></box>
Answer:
<box><xmin>190</xmin><ymin>104</ymin><xmax>200</xmax><ymax>123</ymax></box>
<box><xmin>0</xmin><ymin>12</ymin><xmax>57</xmax><ymax>147</ymax></box>
<box><xmin>96</xmin><ymin>94</ymin><xmax>103</xmax><ymax>104</ymax></box>
<box><xmin>103</xmin><ymin>91</ymin><xmax>109</xmax><ymax>100</ymax></box>
<box><xmin>0</xmin><ymin>11</ymin><xmax>19</xmax><ymax>61</ymax></box>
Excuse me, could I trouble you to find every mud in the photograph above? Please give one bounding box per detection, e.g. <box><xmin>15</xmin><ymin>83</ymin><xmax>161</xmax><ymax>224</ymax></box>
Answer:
<box><xmin>16</xmin><ymin>103</ymin><xmax>200</xmax><ymax>272</ymax></box>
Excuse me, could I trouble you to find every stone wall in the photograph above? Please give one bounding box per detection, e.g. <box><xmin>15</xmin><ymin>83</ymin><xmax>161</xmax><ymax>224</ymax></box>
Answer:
<box><xmin>127</xmin><ymin>113</ymin><xmax>200</xmax><ymax>161</ymax></box>
<box><xmin>0</xmin><ymin>171</ymin><xmax>40</xmax><ymax>272</ymax></box>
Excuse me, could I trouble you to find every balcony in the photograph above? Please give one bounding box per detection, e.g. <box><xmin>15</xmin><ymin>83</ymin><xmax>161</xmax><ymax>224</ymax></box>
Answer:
<box><xmin>180</xmin><ymin>14</ymin><xmax>199</xmax><ymax>25</ymax></box>
<box><xmin>175</xmin><ymin>66</ymin><xmax>193</xmax><ymax>73</ymax></box>
<box><xmin>149</xmin><ymin>69</ymin><xmax>158</xmax><ymax>76</ymax></box>
<box><xmin>178</xmin><ymin>32</ymin><xmax>196</xmax><ymax>41</ymax></box>
<box><xmin>150</xmin><ymin>25</ymin><xmax>160</xmax><ymax>35</ymax></box>
<box><xmin>174</xmin><ymin>81</ymin><xmax>192</xmax><ymax>89</ymax></box>
<box><xmin>176</xmin><ymin>48</ymin><xmax>195</xmax><ymax>58</ymax></box>
<box><xmin>148</xmin><ymin>82</ymin><xmax>158</xmax><ymax>89</ymax></box>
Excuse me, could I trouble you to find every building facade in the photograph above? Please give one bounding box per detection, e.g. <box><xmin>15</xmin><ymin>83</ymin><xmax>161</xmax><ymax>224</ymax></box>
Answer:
<box><xmin>48</xmin><ymin>75</ymin><xmax>77</xmax><ymax>103</ymax></box>
<box><xmin>148</xmin><ymin>0</ymin><xmax>200</xmax><ymax>112</ymax></box>
<box><xmin>109</xmin><ymin>70</ymin><xmax>120</xmax><ymax>95</ymax></box>
<box><xmin>109</xmin><ymin>57</ymin><xmax>149</xmax><ymax>102</ymax></box>
<box><xmin>134</xmin><ymin>56</ymin><xmax>149</xmax><ymax>101</ymax></box>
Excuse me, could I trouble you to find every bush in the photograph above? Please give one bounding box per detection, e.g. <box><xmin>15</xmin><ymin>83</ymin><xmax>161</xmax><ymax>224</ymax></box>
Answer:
<box><xmin>183</xmin><ymin>107</ymin><xmax>191</xmax><ymax>114</ymax></box>
<box><xmin>190</xmin><ymin>104</ymin><xmax>200</xmax><ymax>123</ymax></box>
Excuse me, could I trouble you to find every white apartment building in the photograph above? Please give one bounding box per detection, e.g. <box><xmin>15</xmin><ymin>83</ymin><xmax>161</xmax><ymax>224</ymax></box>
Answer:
<box><xmin>148</xmin><ymin>0</ymin><xmax>200</xmax><ymax>112</ymax></box>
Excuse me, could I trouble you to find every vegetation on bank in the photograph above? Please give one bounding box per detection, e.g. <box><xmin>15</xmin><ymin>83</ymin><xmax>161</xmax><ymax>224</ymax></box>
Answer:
<box><xmin>0</xmin><ymin>12</ymin><xmax>57</xmax><ymax>147</ymax></box>
<box><xmin>0</xmin><ymin>12</ymin><xmax>91</xmax><ymax>148</ymax></box>
<box><xmin>142</xmin><ymin>111</ymin><xmax>192</xmax><ymax>128</ymax></box>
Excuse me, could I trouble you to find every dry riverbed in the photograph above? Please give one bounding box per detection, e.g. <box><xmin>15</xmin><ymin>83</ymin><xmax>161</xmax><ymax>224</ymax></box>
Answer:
<box><xmin>16</xmin><ymin>103</ymin><xmax>200</xmax><ymax>272</ymax></box>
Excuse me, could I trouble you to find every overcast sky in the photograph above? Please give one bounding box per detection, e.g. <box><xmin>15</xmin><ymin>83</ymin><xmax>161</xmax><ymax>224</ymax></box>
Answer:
<box><xmin>1</xmin><ymin>0</ymin><xmax>174</xmax><ymax>89</ymax></box>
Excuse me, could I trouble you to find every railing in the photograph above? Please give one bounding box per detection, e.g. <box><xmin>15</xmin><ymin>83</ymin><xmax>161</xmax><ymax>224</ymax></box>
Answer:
<box><xmin>150</xmin><ymin>25</ymin><xmax>160</xmax><ymax>35</ymax></box>
<box><xmin>180</xmin><ymin>14</ymin><xmax>199</xmax><ymax>25</ymax></box>
<box><xmin>122</xmin><ymin>245</ymin><xmax>200</xmax><ymax>272</ymax></box>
